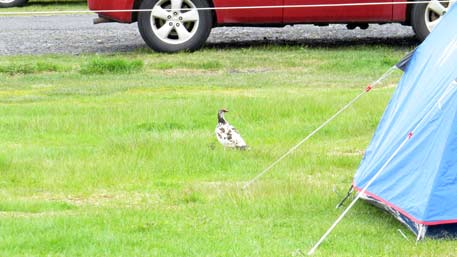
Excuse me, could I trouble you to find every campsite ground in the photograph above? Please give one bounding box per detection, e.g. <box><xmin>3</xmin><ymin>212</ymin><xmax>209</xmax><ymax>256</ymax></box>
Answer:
<box><xmin>1</xmin><ymin>46</ymin><xmax>455</xmax><ymax>256</ymax></box>
<box><xmin>0</xmin><ymin>0</ymin><xmax>86</xmax><ymax>13</ymax></box>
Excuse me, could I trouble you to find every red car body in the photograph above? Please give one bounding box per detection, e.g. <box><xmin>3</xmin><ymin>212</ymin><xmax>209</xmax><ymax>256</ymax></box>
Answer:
<box><xmin>88</xmin><ymin>0</ymin><xmax>409</xmax><ymax>25</ymax></box>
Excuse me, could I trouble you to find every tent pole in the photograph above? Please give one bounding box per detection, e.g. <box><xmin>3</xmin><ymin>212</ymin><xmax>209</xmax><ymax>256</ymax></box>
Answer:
<box><xmin>335</xmin><ymin>185</ymin><xmax>353</xmax><ymax>209</ymax></box>
<box><xmin>242</xmin><ymin>66</ymin><xmax>398</xmax><ymax>190</ymax></box>
<box><xmin>307</xmin><ymin>81</ymin><xmax>457</xmax><ymax>255</ymax></box>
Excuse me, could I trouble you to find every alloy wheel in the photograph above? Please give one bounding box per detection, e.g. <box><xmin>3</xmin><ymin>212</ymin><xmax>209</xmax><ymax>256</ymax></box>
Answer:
<box><xmin>424</xmin><ymin>0</ymin><xmax>456</xmax><ymax>31</ymax></box>
<box><xmin>150</xmin><ymin>0</ymin><xmax>200</xmax><ymax>45</ymax></box>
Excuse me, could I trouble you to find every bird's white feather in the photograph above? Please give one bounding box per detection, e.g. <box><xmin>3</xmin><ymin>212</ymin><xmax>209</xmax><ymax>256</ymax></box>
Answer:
<box><xmin>215</xmin><ymin>123</ymin><xmax>247</xmax><ymax>149</ymax></box>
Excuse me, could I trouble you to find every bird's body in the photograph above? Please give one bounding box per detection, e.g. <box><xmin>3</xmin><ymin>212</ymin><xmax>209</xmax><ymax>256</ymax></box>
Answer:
<box><xmin>215</xmin><ymin>109</ymin><xmax>247</xmax><ymax>149</ymax></box>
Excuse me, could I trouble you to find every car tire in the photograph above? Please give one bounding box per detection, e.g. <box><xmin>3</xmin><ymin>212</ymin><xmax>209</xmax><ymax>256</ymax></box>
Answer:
<box><xmin>138</xmin><ymin>0</ymin><xmax>213</xmax><ymax>53</ymax></box>
<box><xmin>411</xmin><ymin>0</ymin><xmax>454</xmax><ymax>41</ymax></box>
<box><xmin>0</xmin><ymin>0</ymin><xmax>28</xmax><ymax>8</ymax></box>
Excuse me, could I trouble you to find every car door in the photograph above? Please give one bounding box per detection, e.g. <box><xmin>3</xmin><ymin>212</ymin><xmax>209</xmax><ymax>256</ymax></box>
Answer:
<box><xmin>213</xmin><ymin>0</ymin><xmax>283</xmax><ymax>24</ymax></box>
<box><xmin>283</xmin><ymin>0</ymin><xmax>393</xmax><ymax>23</ymax></box>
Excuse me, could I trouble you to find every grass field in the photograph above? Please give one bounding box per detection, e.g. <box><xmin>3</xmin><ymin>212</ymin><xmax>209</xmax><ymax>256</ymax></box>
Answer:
<box><xmin>0</xmin><ymin>1</ymin><xmax>86</xmax><ymax>14</ymax></box>
<box><xmin>1</xmin><ymin>45</ymin><xmax>455</xmax><ymax>256</ymax></box>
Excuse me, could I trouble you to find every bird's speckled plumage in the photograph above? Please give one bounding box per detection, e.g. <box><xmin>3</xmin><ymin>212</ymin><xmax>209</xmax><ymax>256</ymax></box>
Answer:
<box><xmin>215</xmin><ymin>109</ymin><xmax>247</xmax><ymax>149</ymax></box>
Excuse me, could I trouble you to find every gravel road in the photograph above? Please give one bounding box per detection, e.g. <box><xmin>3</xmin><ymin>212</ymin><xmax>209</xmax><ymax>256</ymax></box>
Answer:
<box><xmin>0</xmin><ymin>14</ymin><xmax>417</xmax><ymax>55</ymax></box>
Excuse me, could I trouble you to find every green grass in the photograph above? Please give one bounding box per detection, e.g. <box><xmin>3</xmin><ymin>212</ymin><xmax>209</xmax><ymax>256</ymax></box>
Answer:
<box><xmin>0</xmin><ymin>61</ymin><xmax>67</xmax><ymax>75</ymax></box>
<box><xmin>2</xmin><ymin>45</ymin><xmax>452</xmax><ymax>256</ymax></box>
<box><xmin>80</xmin><ymin>58</ymin><xmax>144</xmax><ymax>75</ymax></box>
<box><xmin>0</xmin><ymin>200</ymin><xmax>75</xmax><ymax>213</ymax></box>
<box><xmin>0</xmin><ymin>1</ymin><xmax>87</xmax><ymax>14</ymax></box>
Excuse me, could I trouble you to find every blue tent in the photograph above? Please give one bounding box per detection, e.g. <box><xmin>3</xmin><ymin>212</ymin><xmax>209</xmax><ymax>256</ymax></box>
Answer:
<box><xmin>353</xmin><ymin>5</ymin><xmax>457</xmax><ymax>239</ymax></box>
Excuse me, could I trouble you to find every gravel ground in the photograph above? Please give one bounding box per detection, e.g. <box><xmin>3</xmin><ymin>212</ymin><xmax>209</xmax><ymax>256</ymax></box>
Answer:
<box><xmin>0</xmin><ymin>14</ymin><xmax>417</xmax><ymax>55</ymax></box>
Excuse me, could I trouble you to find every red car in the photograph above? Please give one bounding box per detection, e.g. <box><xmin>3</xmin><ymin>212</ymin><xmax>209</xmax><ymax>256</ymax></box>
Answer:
<box><xmin>88</xmin><ymin>0</ymin><xmax>453</xmax><ymax>52</ymax></box>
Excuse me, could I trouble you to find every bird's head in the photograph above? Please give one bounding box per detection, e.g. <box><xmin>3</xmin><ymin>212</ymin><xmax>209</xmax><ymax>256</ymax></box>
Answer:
<box><xmin>218</xmin><ymin>109</ymin><xmax>229</xmax><ymax>123</ymax></box>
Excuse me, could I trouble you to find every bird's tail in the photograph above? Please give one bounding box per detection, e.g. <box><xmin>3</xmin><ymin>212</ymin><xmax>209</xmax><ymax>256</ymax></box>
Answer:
<box><xmin>237</xmin><ymin>145</ymin><xmax>249</xmax><ymax>151</ymax></box>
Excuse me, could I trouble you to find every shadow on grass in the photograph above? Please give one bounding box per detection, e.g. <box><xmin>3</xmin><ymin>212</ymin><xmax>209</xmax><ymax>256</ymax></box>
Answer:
<box><xmin>18</xmin><ymin>1</ymin><xmax>86</xmax><ymax>8</ymax></box>
<box><xmin>29</xmin><ymin>0</ymin><xmax>85</xmax><ymax>4</ymax></box>
<box><xmin>204</xmin><ymin>36</ymin><xmax>419</xmax><ymax>50</ymax></box>
<box><xmin>132</xmin><ymin>35</ymin><xmax>419</xmax><ymax>54</ymax></box>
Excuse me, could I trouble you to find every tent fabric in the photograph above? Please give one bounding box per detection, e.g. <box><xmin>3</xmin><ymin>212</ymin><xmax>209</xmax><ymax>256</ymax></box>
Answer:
<box><xmin>353</xmin><ymin>5</ymin><xmax>457</xmax><ymax>237</ymax></box>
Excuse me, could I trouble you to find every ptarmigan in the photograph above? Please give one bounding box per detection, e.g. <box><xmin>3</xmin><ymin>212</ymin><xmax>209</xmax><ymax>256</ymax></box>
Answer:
<box><xmin>215</xmin><ymin>109</ymin><xmax>247</xmax><ymax>149</ymax></box>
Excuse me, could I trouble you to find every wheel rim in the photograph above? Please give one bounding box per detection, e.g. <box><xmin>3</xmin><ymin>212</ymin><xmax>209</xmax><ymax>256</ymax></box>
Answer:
<box><xmin>424</xmin><ymin>0</ymin><xmax>455</xmax><ymax>32</ymax></box>
<box><xmin>0</xmin><ymin>0</ymin><xmax>16</xmax><ymax>3</ymax></box>
<box><xmin>150</xmin><ymin>0</ymin><xmax>200</xmax><ymax>45</ymax></box>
